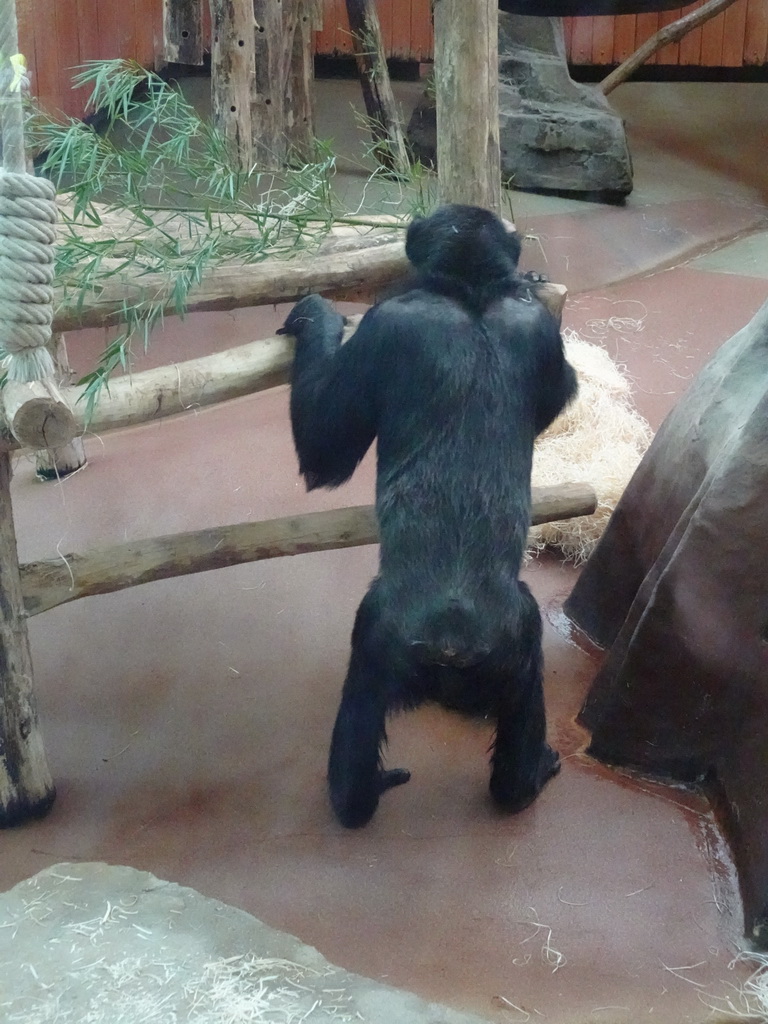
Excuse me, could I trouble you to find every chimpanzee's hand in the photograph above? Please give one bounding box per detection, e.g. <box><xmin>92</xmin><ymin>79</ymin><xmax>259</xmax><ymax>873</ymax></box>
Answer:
<box><xmin>277</xmin><ymin>294</ymin><xmax>345</xmax><ymax>339</ymax></box>
<box><xmin>521</xmin><ymin>271</ymin><xmax>549</xmax><ymax>284</ymax></box>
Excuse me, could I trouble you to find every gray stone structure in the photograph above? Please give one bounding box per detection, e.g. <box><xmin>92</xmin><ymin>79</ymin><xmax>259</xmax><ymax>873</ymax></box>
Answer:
<box><xmin>407</xmin><ymin>14</ymin><xmax>633</xmax><ymax>199</ymax></box>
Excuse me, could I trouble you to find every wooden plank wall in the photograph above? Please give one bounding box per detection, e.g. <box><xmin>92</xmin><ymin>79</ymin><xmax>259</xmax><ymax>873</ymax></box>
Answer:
<box><xmin>17</xmin><ymin>0</ymin><xmax>163</xmax><ymax>118</ymax></box>
<box><xmin>15</xmin><ymin>0</ymin><xmax>768</xmax><ymax>122</ymax></box>
<box><xmin>314</xmin><ymin>0</ymin><xmax>434</xmax><ymax>59</ymax></box>
<box><xmin>312</xmin><ymin>0</ymin><xmax>767</xmax><ymax>65</ymax></box>
<box><xmin>562</xmin><ymin>0</ymin><xmax>768</xmax><ymax>66</ymax></box>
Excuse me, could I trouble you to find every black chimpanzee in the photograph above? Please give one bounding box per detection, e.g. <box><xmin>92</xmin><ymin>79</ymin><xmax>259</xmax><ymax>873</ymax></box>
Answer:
<box><xmin>281</xmin><ymin>203</ymin><xmax>577</xmax><ymax>828</ymax></box>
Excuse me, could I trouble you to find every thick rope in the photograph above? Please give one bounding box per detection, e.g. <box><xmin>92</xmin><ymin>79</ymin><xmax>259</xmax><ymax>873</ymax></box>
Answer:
<box><xmin>1</xmin><ymin>19</ymin><xmax>58</xmax><ymax>383</ymax></box>
<box><xmin>0</xmin><ymin>171</ymin><xmax>58</xmax><ymax>381</ymax></box>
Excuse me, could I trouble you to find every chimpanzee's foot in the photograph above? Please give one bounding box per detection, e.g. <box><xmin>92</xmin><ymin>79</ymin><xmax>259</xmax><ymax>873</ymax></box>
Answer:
<box><xmin>489</xmin><ymin>744</ymin><xmax>560</xmax><ymax>814</ymax></box>
<box><xmin>380</xmin><ymin>768</ymin><xmax>411</xmax><ymax>792</ymax></box>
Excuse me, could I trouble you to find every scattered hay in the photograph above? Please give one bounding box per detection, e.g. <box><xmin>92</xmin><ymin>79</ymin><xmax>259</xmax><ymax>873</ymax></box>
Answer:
<box><xmin>0</xmin><ymin>882</ymin><xmax>358</xmax><ymax>1024</ymax></box>
<box><xmin>701</xmin><ymin>952</ymin><xmax>768</xmax><ymax>1021</ymax></box>
<box><xmin>530</xmin><ymin>330</ymin><xmax>653</xmax><ymax>564</ymax></box>
<box><xmin>2</xmin><ymin>949</ymin><xmax>359</xmax><ymax>1024</ymax></box>
<box><xmin>518</xmin><ymin>908</ymin><xmax>566</xmax><ymax>973</ymax></box>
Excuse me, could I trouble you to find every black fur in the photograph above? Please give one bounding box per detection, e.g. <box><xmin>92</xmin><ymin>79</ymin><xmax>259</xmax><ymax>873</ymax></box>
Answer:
<box><xmin>283</xmin><ymin>203</ymin><xmax>577</xmax><ymax>828</ymax></box>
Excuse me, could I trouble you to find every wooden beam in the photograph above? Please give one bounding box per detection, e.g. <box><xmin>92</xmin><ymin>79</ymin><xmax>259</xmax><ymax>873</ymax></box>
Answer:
<box><xmin>20</xmin><ymin>483</ymin><xmax>598</xmax><ymax>618</ymax></box>
<box><xmin>163</xmin><ymin>0</ymin><xmax>204</xmax><ymax>65</ymax></box>
<box><xmin>0</xmin><ymin>453</ymin><xmax>56</xmax><ymax>825</ymax></box>
<box><xmin>345</xmin><ymin>0</ymin><xmax>410</xmax><ymax>176</ymax></box>
<box><xmin>433</xmin><ymin>0</ymin><xmax>501</xmax><ymax>213</ymax></box>
<box><xmin>210</xmin><ymin>0</ymin><xmax>255</xmax><ymax>169</ymax></box>
<box><xmin>0</xmin><ymin>379</ymin><xmax>78</xmax><ymax>452</ymax></box>
<box><xmin>52</xmin><ymin>234</ymin><xmax>409</xmax><ymax>333</ymax></box>
<box><xmin>65</xmin><ymin>318</ymin><xmax>357</xmax><ymax>436</ymax></box>
<box><xmin>51</xmin><ymin>229</ymin><xmax>562</xmax><ymax>336</ymax></box>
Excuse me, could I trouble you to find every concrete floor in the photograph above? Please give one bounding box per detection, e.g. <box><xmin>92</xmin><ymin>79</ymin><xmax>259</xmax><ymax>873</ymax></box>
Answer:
<box><xmin>2</xmin><ymin>78</ymin><xmax>768</xmax><ymax>1023</ymax></box>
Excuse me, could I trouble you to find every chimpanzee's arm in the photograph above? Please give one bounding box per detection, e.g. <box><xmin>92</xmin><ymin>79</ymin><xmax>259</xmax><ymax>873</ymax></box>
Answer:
<box><xmin>533</xmin><ymin>310</ymin><xmax>578</xmax><ymax>436</ymax></box>
<box><xmin>283</xmin><ymin>294</ymin><xmax>381</xmax><ymax>490</ymax></box>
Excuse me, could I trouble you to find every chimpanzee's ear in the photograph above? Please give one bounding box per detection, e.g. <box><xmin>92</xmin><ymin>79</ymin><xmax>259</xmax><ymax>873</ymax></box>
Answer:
<box><xmin>504</xmin><ymin>230</ymin><xmax>522</xmax><ymax>270</ymax></box>
<box><xmin>405</xmin><ymin>215</ymin><xmax>429</xmax><ymax>269</ymax></box>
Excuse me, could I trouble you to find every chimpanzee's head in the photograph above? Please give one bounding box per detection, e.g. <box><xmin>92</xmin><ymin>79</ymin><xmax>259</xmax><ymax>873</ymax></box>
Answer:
<box><xmin>405</xmin><ymin>204</ymin><xmax>522</xmax><ymax>286</ymax></box>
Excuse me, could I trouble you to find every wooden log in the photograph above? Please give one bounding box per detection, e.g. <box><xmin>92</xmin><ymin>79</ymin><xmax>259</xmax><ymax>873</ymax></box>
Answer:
<box><xmin>210</xmin><ymin>0</ymin><xmax>255</xmax><ymax>170</ymax></box>
<box><xmin>34</xmin><ymin>334</ymin><xmax>87</xmax><ymax>480</ymax></box>
<box><xmin>252</xmin><ymin>0</ymin><xmax>288</xmax><ymax>169</ymax></box>
<box><xmin>345</xmin><ymin>0</ymin><xmax>411</xmax><ymax>177</ymax></box>
<box><xmin>64</xmin><ymin>315</ymin><xmax>360</xmax><ymax>437</ymax></box>
<box><xmin>433</xmin><ymin>0</ymin><xmax>502</xmax><ymax>213</ymax></box>
<box><xmin>163</xmin><ymin>0</ymin><xmax>204</xmax><ymax>65</ymax></box>
<box><xmin>52</xmin><ymin>234</ymin><xmax>409</xmax><ymax>333</ymax></box>
<box><xmin>601</xmin><ymin>0</ymin><xmax>740</xmax><ymax>94</ymax></box>
<box><xmin>0</xmin><ymin>452</ymin><xmax>56</xmax><ymax>825</ymax></box>
<box><xmin>0</xmin><ymin>379</ymin><xmax>78</xmax><ymax>452</ymax></box>
<box><xmin>20</xmin><ymin>483</ymin><xmax>597</xmax><ymax>618</ymax></box>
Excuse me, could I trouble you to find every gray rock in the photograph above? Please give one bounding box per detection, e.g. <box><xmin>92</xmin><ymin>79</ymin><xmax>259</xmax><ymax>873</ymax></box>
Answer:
<box><xmin>0</xmin><ymin>861</ymin><xmax>495</xmax><ymax>1023</ymax></box>
<box><xmin>407</xmin><ymin>14</ymin><xmax>633</xmax><ymax>199</ymax></box>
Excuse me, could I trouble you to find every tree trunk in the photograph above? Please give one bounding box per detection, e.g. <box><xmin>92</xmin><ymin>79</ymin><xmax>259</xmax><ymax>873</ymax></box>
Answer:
<box><xmin>434</xmin><ymin>0</ymin><xmax>502</xmax><ymax>213</ymax></box>
<box><xmin>20</xmin><ymin>483</ymin><xmax>597</xmax><ymax>617</ymax></box>
<box><xmin>210</xmin><ymin>0</ymin><xmax>255</xmax><ymax>170</ymax></box>
<box><xmin>601</xmin><ymin>0</ymin><xmax>740</xmax><ymax>95</ymax></box>
<box><xmin>163</xmin><ymin>0</ymin><xmax>204</xmax><ymax>64</ymax></box>
<box><xmin>285</xmin><ymin>0</ymin><xmax>317</xmax><ymax>163</ymax></box>
<box><xmin>0</xmin><ymin>453</ymin><xmax>56</xmax><ymax>825</ymax></box>
<box><xmin>345</xmin><ymin>0</ymin><xmax>410</xmax><ymax>176</ymax></box>
<box><xmin>252</xmin><ymin>0</ymin><xmax>288</xmax><ymax>169</ymax></box>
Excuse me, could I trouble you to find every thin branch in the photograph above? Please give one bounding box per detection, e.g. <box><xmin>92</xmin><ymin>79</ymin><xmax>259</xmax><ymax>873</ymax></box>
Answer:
<box><xmin>601</xmin><ymin>0</ymin><xmax>741</xmax><ymax>95</ymax></box>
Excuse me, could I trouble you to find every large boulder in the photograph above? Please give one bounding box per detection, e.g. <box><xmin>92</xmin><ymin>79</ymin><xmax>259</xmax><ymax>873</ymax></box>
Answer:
<box><xmin>565</xmin><ymin>298</ymin><xmax>768</xmax><ymax>946</ymax></box>
<box><xmin>407</xmin><ymin>14</ymin><xmax>633</xmax><ymax>200</ymax></box>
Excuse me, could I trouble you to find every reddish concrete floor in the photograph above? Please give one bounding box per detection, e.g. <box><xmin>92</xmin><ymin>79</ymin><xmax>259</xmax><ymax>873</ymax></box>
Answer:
<box><xmin>4</xmin><ymin>80</ymin><xmax>768</xmax><ymax>1024</ymax></box>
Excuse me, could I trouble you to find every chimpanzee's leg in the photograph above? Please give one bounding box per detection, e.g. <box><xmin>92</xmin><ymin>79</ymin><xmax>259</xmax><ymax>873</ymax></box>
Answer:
<box><xmin>328</xmin><ymin>584</ymin><xmax>411</xmax><ymax>828</ymax></box>
<box><xmin>488</xmin><ymin>581</ymin><xmax>560</xmax><ymax>812</ymax></box>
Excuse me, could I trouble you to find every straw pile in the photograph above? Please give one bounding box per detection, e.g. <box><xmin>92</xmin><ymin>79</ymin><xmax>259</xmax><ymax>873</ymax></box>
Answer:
<box><xmin>530</xmin><ymin>330</ymin><xmax>653</xmax><ymax>564</ymax></box>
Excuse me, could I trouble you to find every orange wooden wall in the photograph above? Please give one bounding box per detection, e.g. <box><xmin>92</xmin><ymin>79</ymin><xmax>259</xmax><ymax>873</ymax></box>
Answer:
<box><xmin>314</xmin><ymin>0</ymin><xmax>768</xmax><ymax>65</ymax></box>
<box><xmin>315</xmin><ymin>0</ymin><xmax>434</xmax><ymax>59</ymax></box>
<box><xmin>17</xmin><ymin>0</ymin><xmax>164</xmax><ymax>117</ymax></box>
<box><xmin>562</xmin><ymin>0</ymin><xmax>768</xmax><ymax>66</ymax></box>
<box><xmin>16</xmin><ymin>0</ymin><xmax>768</xmax><ymax>120</ymax></box>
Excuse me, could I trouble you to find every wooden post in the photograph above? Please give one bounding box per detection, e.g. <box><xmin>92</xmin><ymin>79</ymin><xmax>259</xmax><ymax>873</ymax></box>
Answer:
<box><xmin>163</xmin><ymin>0</ymin><xmax>204</xmax><ymax>64</ymax></box>
<box><xmin>210</xmin><ymin>0</ymin><xmax>255</xmax><ymax>170</ymax></box>
<box><xmin>345</xmin><ymin>0</ymin><xmax>410</xmax><ymax>177</ymax></box>
<box><xmin>252</xmin><ymin>0</ymin><xmax>287</xmax><ymax>169</ymax></box>
<box><xmin>0</xmin><ymin>452</ymin><xmax>55</xmax><ymax>825</ymax></box>
<box><xmin>35</xmin><ymin>334</ymin><xmax>87</xmax><ymax>480</ymax></box>
<box><xmin>284</xmin><ymin>0</ymin><xmax>316</xmax><ymax>163</ymax></box>
<box><xmin>433</xmin><ymin>0</ymin><xmax>502</xmax><ymax>213</ymax></box>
